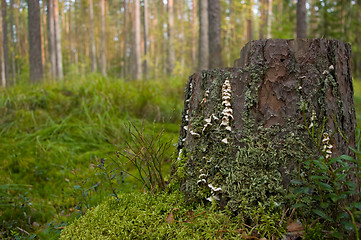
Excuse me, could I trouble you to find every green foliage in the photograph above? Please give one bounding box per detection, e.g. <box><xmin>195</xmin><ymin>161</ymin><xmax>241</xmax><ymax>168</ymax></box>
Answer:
<box><xmin>0</xmin><ymin>74</ymin><xmax>184</xmax><ymax>238</ymax></box>
<box><xmin>289</xmin><ymin>108</ymin><xmax>361</xmax><ymax>239</ymax></box>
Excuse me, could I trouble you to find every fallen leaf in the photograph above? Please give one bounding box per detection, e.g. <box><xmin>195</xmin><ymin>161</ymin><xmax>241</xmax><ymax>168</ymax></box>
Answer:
<box><xmin>287</xmin><ymin>221</ymin><xmax>304</xmax><ymax>232</ymax></box>
<box><xmin>165</xmin><ymin>208</ymin><xmax>179</xmax><ymax>224</ymax></box>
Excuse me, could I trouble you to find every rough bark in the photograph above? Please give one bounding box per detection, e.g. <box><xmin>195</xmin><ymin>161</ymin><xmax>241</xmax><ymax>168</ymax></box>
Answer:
<box><xmin>175</xmin><ymin>39</ymin><xmax>356</xmax><ymax>212</ymax></box>
<box><xmin>198</xmin><ymin>0</ymin><xmax>208</xmax><ymax>71</ymax></box>
<box><xmin>28</xmin><ymin>0</ymin><xmax>43</xmax><ymax>82</ymax></box>
<box><xmin>297</xmin><ymin>0</ymin><xmax>307</xmax><ymax>38</ymax></box>
<box><xmin>89</xmin><ymin>0</ymin><xmax>97</xmax><ymax>72</ymax></box>
<box><xmin>208</xmin><ymin>0</ymin><xmax>222</xmax><ymax>69</ymax></box>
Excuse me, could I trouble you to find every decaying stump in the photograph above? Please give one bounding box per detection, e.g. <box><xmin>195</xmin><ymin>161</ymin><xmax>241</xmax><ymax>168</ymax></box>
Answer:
<box><xmin>173</xmin><ymin>39</ymin><xmax>356</xmax><ymax>212</ymax></box>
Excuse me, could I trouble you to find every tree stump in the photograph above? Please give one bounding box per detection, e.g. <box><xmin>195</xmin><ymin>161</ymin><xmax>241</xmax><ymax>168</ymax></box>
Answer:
<box><xmin>173</xmin><ymin>39</ymin><xmax>356</xmax><ymax>212</ymax></box>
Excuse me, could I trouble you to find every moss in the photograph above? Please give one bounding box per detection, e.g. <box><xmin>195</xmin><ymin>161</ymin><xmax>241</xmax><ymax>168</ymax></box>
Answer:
<box><xmin>173</xmin><ymin>66</ymin><xmax>317</xmax><ymax>217</ymax></box>
<box><xmin>60</xmin><ymin>191</ymin><xmax>283</xmax><ymax>240</ymax></box>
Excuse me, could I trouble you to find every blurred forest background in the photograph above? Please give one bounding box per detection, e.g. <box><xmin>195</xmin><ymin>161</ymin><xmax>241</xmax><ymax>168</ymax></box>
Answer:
<box><xmin>1</xmin><ymin>0</ymin><xmax>361</xmax><ymax>239</ymax></box>
<box><xmin>1</xmin><ymin>0</ymin><xmax>361</xmax><ymax>85</ymax></box>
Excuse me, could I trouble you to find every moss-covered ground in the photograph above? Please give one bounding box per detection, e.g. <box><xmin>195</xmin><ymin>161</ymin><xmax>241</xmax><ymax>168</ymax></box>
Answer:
<box><xmin>1</xmin><ymin>75</ymin><xmax>361</xmax><ymax>239</ymax></box>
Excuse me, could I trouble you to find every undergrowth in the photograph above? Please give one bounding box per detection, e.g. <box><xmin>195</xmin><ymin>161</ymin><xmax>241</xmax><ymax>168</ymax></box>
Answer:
<box><xmin>0</xmin><ymin>74</ymin><xmax>184</xmax><ymax>239</ymax></box>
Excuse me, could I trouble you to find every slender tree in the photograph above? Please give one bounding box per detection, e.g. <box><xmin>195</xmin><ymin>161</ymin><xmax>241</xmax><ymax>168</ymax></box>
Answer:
<box><xmin>267</xmin><ymin>0</ymin><xmax>273</xmax><ymax>38</ymax></box>
<box><xmin>247</xmin><ymin>0</ymin><xmax>253</xmax><ymax>42</ymax></box>
<box><xmin>260</xmin><ymin>0</ymin><xmax>267</xmax><ymax>39</ymax></box>
<box><xmin>133</xmin><ymin>0</ymin><xmax>141</xmax><ymax>79</ymax></box>
<box><xmin>100</xmin><ymin>0</ymin><xmax>106</xmax><ymax>76</ymax></box>
<box><xmin>143</xmin><ymin>0</ymin><xmax>149</xmax><ymax>78</ymax></box>
<box><xmin>89</xmin><ymin>0</ymin><xmax>97</xmax><ymax>72</ymax></box>
<box><xmin>1</xmin><ymin>0</ymin><xmax>9</xmax><ymax>86</ymax></box>
<box><xmin>0</xmin><ymin>3</ymin><xmax>5</xmax><ymax>87</ymax></box>
<box><xmin>208</xmin><ymin>0</ymin><xmax>222</xmax><ymax>68</ymax></box>
<box><xmin>297</xmin><ymin>0</ymin><xmax>307</xmax><ymax>38</ymax></box>
<box><xmin>167</xmin><ymin>0</ymin><xmax>175</xmax><ymax>75</ymax></box>
<box><xmin>54</xmin><ymin>0</ymin><xmax>63</xmax><ymax>79</ymax></box>
<box><xmin>48</xmin><ymin>0</ymin><xmax>56</xmax><ymax>78</ymax></box>
<box><xmin>28</xmin><ymin>0</ymin><xmax>43</xmax><ymax>82</ymax></box>
<box><xmin>198</xmin><ymin>0</ymin><xmax>208</xmax><ymax>70</ymax></box>
<box><xmin>192</xmin><ymin>0</ymin><xmax>197</xmax><ymax>67</ymax></box>
<box><xmin>10</xmin><ymin>0</ymin><xmax>15</xmax><ymax>83</ymax></box>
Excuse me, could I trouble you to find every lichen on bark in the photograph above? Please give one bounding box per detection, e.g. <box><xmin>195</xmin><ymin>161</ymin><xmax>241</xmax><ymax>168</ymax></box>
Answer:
<box><xmin>171</xmin><ymin>39</ymin><xmax>356</xmax><ymax>214</ymax></box>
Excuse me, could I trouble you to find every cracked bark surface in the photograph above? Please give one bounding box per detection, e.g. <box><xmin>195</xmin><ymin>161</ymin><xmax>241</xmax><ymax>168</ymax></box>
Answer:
<box><xmin>175</xmin><ymin>39</ymin><xmax>356</xmax><ymax>209</ymax></box>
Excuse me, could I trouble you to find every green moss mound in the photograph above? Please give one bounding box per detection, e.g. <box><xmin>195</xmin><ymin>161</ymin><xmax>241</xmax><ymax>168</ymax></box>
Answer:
<box><xmin>60</xmin><ymin>191</ymin><xmax>285</xmax><ymax>239</ymax></box>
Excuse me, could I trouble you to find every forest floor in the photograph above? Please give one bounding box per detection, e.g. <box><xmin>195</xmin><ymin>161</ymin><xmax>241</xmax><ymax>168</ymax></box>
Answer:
<box><xmin>0</xmin><ymin>75</ymin><xmax>360</xmax><ymax>239</ymax></box>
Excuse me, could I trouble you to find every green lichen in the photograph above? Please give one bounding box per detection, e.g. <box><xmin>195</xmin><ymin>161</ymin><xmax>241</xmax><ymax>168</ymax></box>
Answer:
<box><xmin>174</xmin><ymin>66</ymin><xmax>318</xmax><ymax>216</ymax></box>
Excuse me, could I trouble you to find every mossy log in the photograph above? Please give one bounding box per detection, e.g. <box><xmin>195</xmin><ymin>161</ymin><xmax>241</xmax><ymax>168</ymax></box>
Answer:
<box><xmin>173</xmin><ymin>39</ymin><xmax>356</xmax><ymax>211</ymax></box>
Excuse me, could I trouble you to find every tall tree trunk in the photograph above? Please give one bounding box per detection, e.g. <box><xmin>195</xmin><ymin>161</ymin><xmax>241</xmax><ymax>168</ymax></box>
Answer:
<box><xmin>179</xmin><ymin>0</ymin><xmax>185</xmax><ymax>69</ymax></box>
<box><xmin>133</xmin><ymin>0</ymin><xmax>141</xmax><ymax>79</ymax></box>
<box><xmin>297</xmin><ymin>0</ymin><xmax>307</xmax><ymax>38</ymax></box>
<box><xmin>121</xmin><ymin>0</ymin><xmax>127</xmax><ymax>79</ymax></box>
<box><xmin>198</xmin><ymin>0</ymin><xmax>208</xmax><ymax>71</ymax></box>
<box><xmin>48</xmin><ymin>0</ymin><xmax>56</xmax><ymax>78</ymax></box>
<box><xmin>143</xmin><ymin>0</ymin><xmax>149</xmax><ymax>78</ymax></box>
<box><xmin>89</xmin><ymin>0</ymin><xmax>97</xmax><ymax>72</ymax></box>
<box><xmin>10</xmin><ymin>0</ymin><xmax>15</xmax><ymax>84</ymax></box>
<box><xmin>247</xmin><ymin>0</ymin><xmax>253</xmax><ymax>42</ymax></box>
<box><xmin>100</xmin><ymin>0</ymin><xmax>106</xmax><ymax>76</ymax></box>
<box><xmin>54</xmin><ymin>0</ymin><xmax>63</xmax><ymax>79</ymax></box>
<box><xmin>28</xmin><ymin>0</ymin><xmax>43</xmax><ymax>82</ymax></box>
<box><xmin>167</xmin><ymin>0</ymin><xmax>175</xmax><ymax>75</ymax></box>
<box><xmin>208</xmin><ymin>0</ymin><xmax>222</xmax><ymax>69</ymax></box>
<box><xmin>260</xmin><ymin>0</ymin><xmax>267</xmax><ymax>39</ymax></box>
<box><xmin>1</xmin><ymin>0</ymin><xmax>9</xmax><ymax>86</ymax></box>
<box><xmin>192</xmin><ymin>0</ymin><xmax>197</xmax><ymax>68</ymax></box>
<box><xmin>0</xmin><ymin>4</ymin><xmax>5</xmax><ymax>87</ymax></box>
<box><xmin>41</xmin><ymin>1</ymin><xmax>47</xmax><ymax>69</ymax></box>
<box><xmin>267</xmin><ymin>0</ymin><xmax>273</xmax><ymax>38</ymax></box>
<box><xmin>68</xmin><ymin>0</ymin><xmax>73</xmax><ymax>65</ymax></box>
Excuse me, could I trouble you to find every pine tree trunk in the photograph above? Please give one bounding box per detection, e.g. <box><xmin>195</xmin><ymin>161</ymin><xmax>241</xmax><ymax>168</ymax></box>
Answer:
<box><xmin>296</xmin><ymin>0</ymin><xmax>307</xmax><ymax>38</ymax></box>
<box><xmin>89</xmin><ymin>0</ymin><xmax>97</xmax><ymax>72</ymax></box>
<box><xmin>167</xmin><ymin>0</ymin><xmax>175</xmax><ymax>75</ymax></box>
<box><xmin>143</xmin><ymin>0</ymin><xmax>149</xmax><ymax>78</ymax></box>
<box><xmin>28</xmin><ymin>0</ymin><xmax>43</xmax><ymax>82</ymax></box>
<box><xmin>175</xmin><ymin>39</ymin><xmax>356</xmax><ymax>211</ymax></box>
<box><xmin>1</xmin><ymin>0</ymin><xmax>9</xmax><ymax>86</ymax></box>
<box><xmin>266</xmin><ymin>0</ymin><xmax>272</xmax><ymax>38</ymax></box>
<box><xmin>198</xmin><ymin>0</ymin><xmax>208</xmax><ymax>71</ymax></box>
<box><xmin>247</xmin><ymin>0</ymin><xmax>253</xmax><ymax>42</ymax></box>
<box><xmin>191</xmin><ymin>0</ymin><xmax>197</xmax><ymax>68</ymax></box>
<box><xmin>133</xmin><ymin>0</ymin><xmax>142</xmax><ymax>80</ymax></box>
<box><xmin>10</xmin><ymin>0</ymin><xmax>15</xmax><ymax>84</ymax></box>
<box><xmin>53</xmin><ymin>0</ymin><xmax>63</xmax><ymax>79</ymax></box>
<box><xmin>48</xmin><ymin>0</ymin><xmax>56</xmax><ymax>78</ymax></box>
<box><xmin>100</xmin><ymin>0</ymin><xmax>106</xmax><ymax>76</ymax></box>
<box><xmin>208</xmin><ymin>0</ymin><xmax>222</xmax><ymax>69</ymax></box>
<box><xmin>0</xmin><ymin>4</ymin><xmax>5</xmax><ymax>87</ymax></box>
